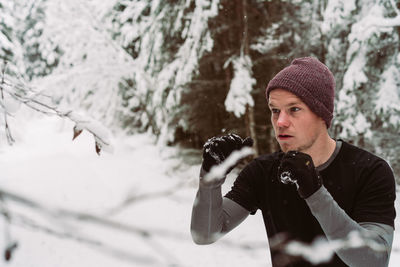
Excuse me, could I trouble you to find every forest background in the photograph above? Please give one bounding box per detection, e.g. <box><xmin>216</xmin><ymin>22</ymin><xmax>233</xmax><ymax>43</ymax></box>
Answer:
<box><xmin>1</xmin><ymin>0</ymin><xmax>400</xmax><ymax>266</ymax></box>
<box><xmin>2</xmin><ymin>0</ymin><xmax>400</xmax><ymax>177</ymax></box>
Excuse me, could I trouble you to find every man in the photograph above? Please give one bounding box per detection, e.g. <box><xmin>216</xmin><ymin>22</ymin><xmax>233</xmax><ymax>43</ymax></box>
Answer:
<box><xmin>190</xmin><ymin>57</ymin><xmax>396</xmax><ymax>266</ymax></box>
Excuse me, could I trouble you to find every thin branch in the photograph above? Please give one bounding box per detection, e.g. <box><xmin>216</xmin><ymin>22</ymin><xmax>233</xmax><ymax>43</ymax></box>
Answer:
<box><xmin>2</xmin><ymin>184</ymin><xmax>395</xmax><ymax>266</ymax></box>
<box><xmin>203</xmin><ymin>147</ymin><xmax>254</xmax><ymax>183</ymax></box>
<box><xmin>73</xmin><ymin>0</ymin><xmax>134</xmax><ymax>62</ymax></box>
<box><xmin>1</xmin><ymin>62</ymin><xmax>15</xmax><ymax>145</ymax></box>
<box><xmin>105</xmin><ymin>180</ymin><xmax>187</xmax><ymax>216</ymax></box>
<box><xmin>0</xmin><ymin>194</ymin><xmax>12</xmax><ymax>242</ymax></box>
<box><xmin>0</xmin><ymin>188</ymin><xmax>183</xmax><ymax>265</ymax></box>
<box><xmin>7</xmin><ymin>210</ymin><xmax>160</xmax><ymax>265</ymax></box>
<box><xmin>1</xmin><ymin>75</ymin><xmax>111</xmax><ymax>149</ymax></box>
<box><xmin>0</xmin><ymin>187</ymin><xmax>194</xmax><ymax>243</ymax></box>
<box><xmin>0</xmin><ymin>60</ymin><xmax>6</xmax><ymax>99</ymax></box>
<box><xmin>0</xmin><ymin>187</ymin><xmax>266</xmax><ymax>251</ymax></box>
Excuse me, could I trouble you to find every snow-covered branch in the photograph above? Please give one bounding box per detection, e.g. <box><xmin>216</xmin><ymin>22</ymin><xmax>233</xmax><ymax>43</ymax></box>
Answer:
<box><xmin>0</xmin><ymin>184</ymin><xmax>266</xmax><ymax>265</ymax></box>
<box><xmin>0</xmin><ymin>187</ymin><xmax>183</xmax><ymax>265</ymax></box>
<box><xmin>362</xmin><ymin>2</ymin><xmax>400</xmax><ymax>28</ymax></box>
<box><xmin>203</xmin><ymin>146</ymin><xmax>254</xmax><ymax>184</ymax></box>
<box><xmin>224</xmin><ymin>55</ymin><xmax>256</xmax><ymax>118</ymax></box>
<box><xmin>6</xmin><ymin>210</ymin><xmax>159</xmax><ymax>265</ymax></box>
<box><xmin>270</xmin><ymin>230</ymin><xmax>388</xmax><ymax>265</ymax></box>
<box><xmin>1</xmin><ymin>69</ymin><xmax>112</xmax><ymax>154</ymax></box>
<box><xmin>370</xmin><ymin>16</ymin><xmax>400</xmax><ymax>27</ymax></box>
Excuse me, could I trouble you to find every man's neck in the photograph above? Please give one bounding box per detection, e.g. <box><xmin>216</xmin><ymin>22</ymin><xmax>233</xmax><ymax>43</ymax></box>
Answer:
<box><xmin>307</xmin><ymin>134</ymin><xmax>337</xmax><ymax>167</ymax></box>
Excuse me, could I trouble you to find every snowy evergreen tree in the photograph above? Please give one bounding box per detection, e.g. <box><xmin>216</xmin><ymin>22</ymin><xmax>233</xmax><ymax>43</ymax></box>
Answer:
<box><xmin>16</xmin><ymin>0</ymin><xmax>62</xmax><ymax>80</ymax></box>
<box><xmin>1</xmin><ymin>0</ymin><xmax>26</xmax><ymax>145</ymax></box>
<box><xmin>326</xmin><ymin>0</ymin><xmax>400</xmax><ymax>178</ymax></box>
<box><xmin>0</xmin><ymin>1</ymin><xmax>14</xmax><ymax>64</ymax></box>
<box><xmin>0</xmin><ymin>0</ymin><xmax>24</xmax><ymax>77</ymax></box>
<box><xmin>3</xmin><ymin>1</ymin><xmax>400</xmax><ymax>263</ymax></box>
<box><xmin>179</xmin><ymin>0</ymin><xmax>268</xmax><ymax>150</ymax></box>
<box><xmin>111</xmin><ymin>0</ymin><xmax>220</xmax><ymax>145</ymax></box>
<box><xmin>111</xmin><ymin>0</ymin><xmax>330</xmax><ymax>153</ymax></box>
<box><xmin>321</xmin><ymin>0</ymin><xmax>356</xmax><ymax>92</ymax></box>
<box><xmin>3</xmin><ymin>0</ymin><xmax>400</xmax><ymax>177</ymax></box>
<box><xmin>28</xmin><ymin>0</ymin><xmax>135</xmax><ymax>127</ymax></box>
<box><xmin>1</xmin><ymin>0</ymin><xmax>113</xmax><ymax>152</ymax></box>
<box><xmin>248</xmin><ymin>0</ymin><xmax>327</xmax><ymax>153</ymax></box>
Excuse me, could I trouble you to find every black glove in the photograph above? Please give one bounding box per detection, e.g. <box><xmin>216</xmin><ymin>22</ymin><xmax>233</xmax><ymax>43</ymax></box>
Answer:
<box><xmin>202</xmin><ymin>133</ymin><xmax>253</xmax><ymax>174</ymax></box>
<box><xmin>277</xmin><ymin>151</ymin><xmax>322</xmax><ymax>199</ymax></box>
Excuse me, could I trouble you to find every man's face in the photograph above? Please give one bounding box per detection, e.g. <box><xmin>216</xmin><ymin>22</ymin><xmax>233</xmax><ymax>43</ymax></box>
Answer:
<box><xmin>268</xmin><ymin>89</ymin><xmax>326</xmax><ymax>153</ymax></box>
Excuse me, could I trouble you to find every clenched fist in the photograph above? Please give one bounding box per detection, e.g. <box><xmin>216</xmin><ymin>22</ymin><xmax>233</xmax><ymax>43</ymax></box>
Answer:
<box><xmin>202</xmin><ymin>133</ymin><xmax>253</xmax><ymax>174</ymax></box>
<box><xmin>278</xmin><ymin>151</ymin><xmax>322</xmax><ymax>199</ymax></box>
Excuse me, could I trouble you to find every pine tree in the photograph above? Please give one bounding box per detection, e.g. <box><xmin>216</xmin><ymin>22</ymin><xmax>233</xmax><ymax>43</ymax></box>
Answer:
<box><xmin>321</xmin><ymin>0</ymin><xmax>356</xmax><ymax>93</ymax></box>
<box><xmin>25</xmin><ymin>0</ymin><xmax>135</xmax><ymax>126</ymax></box>
<box><xmin>0</xmin><ymin>0</ymin><xmax>24</xmax><ymax>77</ymax></box>
<box><xmin>0</xmin><ymin>1</ymin><xmax>14</xmax><ymax>64</ymax></box>
<box><xmin>246</xmin><ymin>0</ymin><xmax>326</xmax><ymax>154</ymax></box>
<box><xmin>16</xmin><ymin>0</ymin><xmax>62</xmax><ymax>80</ymax></box>
<box><xmin>179</xmin><ymin>0</ymin><xmax>266</xmax><ymax>149</ymax></box>
<box><xmin>111</xmin><ymin>0</ymin><xmax>220</xmax><ymax>145</ymax></box>
<box><xmin>111</xmin><ymin>0</ymin><xmax>330</xmax><ymax>153</ymax></box>
<box><xmin>1</xmin><ymin>0</ymin><xmax>25</xmax><ymax>145</ymax></box>
<box><xmin>325</xmin><ymin>0</ymin><xmax>400</xmax><ymax>179</ymax></box>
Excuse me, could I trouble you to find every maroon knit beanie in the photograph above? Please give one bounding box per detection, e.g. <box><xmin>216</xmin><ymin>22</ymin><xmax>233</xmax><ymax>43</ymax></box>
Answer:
<box><xmin>265</xmin><ymin>57</ymin><xmax>335</xmax><ymax>128</ymax></box>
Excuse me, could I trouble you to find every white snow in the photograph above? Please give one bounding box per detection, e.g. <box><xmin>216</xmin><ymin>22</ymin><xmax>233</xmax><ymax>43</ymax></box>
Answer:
<box><xmin>0</xmin><ymin>31</ymin><xmax>13</xmax><ymax>51</ymax></box>
<box><xmin>27</xmin><ymin>0</ymin><xmax>136</xmax><ymax>127</ymax></box>
<box><xmin>376</xmin><ymin>65</ymin><xmax>400</xmax><ymax>126</ymax></box>
<box><xmin>321</xmin><ymin>0</ymin><xmax>357</xmax><ymax>34</ymax></box>
<box><xmin>0</xmin><ymin>115</ymin><xmax>269</xmax><ymax>267</ymax></box>
<box><xmin>0</xmin><ymin>92</ymin><xmax>21</xmax><ymax>114</ymax></box>
<box><xmin>2</xmin><ymin>1</ymin><xmax>400</xmax><ymax>265</ymax></box>
<box><xmin>224</xmin><ymin>55</ymin><xmax>256</xmax><ymax>118</ymax></box>
<box><xmin>111</xmin><ymin>0</ymin><xmax>221</xmax><ymax>145</ymax></box>
<box><xmin>1</xmin><ymin>114</ymin><xmax>400</xmax><ymax>266</ymax></box>
<box><xmin>250</xmin><ymin>23</ymin><xmax>284</xmax><ymax>54</ymax></box>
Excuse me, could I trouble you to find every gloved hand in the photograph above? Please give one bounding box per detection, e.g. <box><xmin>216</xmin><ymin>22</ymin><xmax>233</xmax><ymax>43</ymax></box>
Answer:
<box><xmin>202</xmin><ymin>133</ymin><xmax>253</xmax><ymax>174</ymax></box>
<box><xmin>277</xmin><ymin>151</ymin><xmax>322</xmax><ymax>199</ymax></box>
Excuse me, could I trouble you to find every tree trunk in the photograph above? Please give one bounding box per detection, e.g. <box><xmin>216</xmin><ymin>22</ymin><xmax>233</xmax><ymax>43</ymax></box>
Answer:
<box><xmin>239</xmin><ymin>0</ymin><xmax>259</xmax><ymax>156</ymax></box>
<box><xmin>246</xmin><ymin>105</ymin><xmax>259</xmax><ymax>155</ymax></box>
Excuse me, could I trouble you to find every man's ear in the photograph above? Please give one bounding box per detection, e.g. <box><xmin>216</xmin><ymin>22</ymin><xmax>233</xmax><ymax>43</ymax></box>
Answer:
<box><xmin>319</xmin><ymin>117</ymin><xmax>328</xmax><ymax>129</ymax></box>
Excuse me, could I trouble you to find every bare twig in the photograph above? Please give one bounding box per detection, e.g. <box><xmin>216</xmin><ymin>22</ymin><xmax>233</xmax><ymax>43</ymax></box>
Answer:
<box><xmin>1</xmin><ymin>61</ymin><xmax>16</xmax><ymax>145</ymax></box>
<box><xmin>105</xmin><ymin>180</ymin><xmax>187</xmax><ymax>216</ymax></box>
<box><xmin>0</xmin><ymin>188</ymin><xmax>182</xmax><ymax>265</ymax></box>
<box><xmin>0</xmin><ymin>193</ymin><xmax>19</xmax><ymax>261</ymax></box>
<box><xmin>0</xmin><ymin>187</ymin><xmax>266</xmax><ymax>250</ymax></box>
<box><xmin>7</xmin><ymin>210</ymin><xmax>160</xmax><ymax>265</ymax></box>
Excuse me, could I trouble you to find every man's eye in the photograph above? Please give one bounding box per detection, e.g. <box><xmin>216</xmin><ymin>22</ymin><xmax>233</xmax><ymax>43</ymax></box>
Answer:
<box><xmin>271</xmin><ymin>109</ymin><xmax>280</xmax><ymax>114</ymax></box>
<box><xmin>290</xmin><ymin>107</ymin><xmax>301</xmax><ymax>112</ymax></box>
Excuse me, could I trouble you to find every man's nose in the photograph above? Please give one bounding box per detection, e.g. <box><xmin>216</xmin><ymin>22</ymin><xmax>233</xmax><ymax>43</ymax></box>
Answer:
<box><xmin>276</xmin><ymin>111</ymin><xmax>290</xmax><ymax>128</ymax></box>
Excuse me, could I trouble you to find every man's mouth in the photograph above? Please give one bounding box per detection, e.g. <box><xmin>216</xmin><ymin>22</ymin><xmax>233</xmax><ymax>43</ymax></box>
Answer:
<box><xmin>278</xmin><ymin>134</ymin><xmax>293</xmax><ymax>140</ymax></box>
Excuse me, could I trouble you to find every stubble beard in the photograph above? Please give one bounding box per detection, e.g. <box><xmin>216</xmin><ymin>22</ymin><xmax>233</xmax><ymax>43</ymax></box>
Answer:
<box><xmin>278</xmin><ymin>132</ymin><xmax>319</xmax><ymax>154</ymax></box>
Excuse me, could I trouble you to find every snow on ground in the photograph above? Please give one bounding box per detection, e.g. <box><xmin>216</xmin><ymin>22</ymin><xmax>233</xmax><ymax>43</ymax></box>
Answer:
<box><xmin>0</xmin><ymin>115</ymin><xmax>268</xmax><ymax>267</ymax></box>
<box><xmin>1</xmin><ymin>115</ymin><xmax>400</xmax><ymax>267</ymax></box>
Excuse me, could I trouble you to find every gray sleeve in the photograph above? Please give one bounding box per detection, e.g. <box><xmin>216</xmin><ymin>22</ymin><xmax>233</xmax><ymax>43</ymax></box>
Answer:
<box><xmin>306</xmin><ymin>186</ymin><xmax>394</xmax><ymax>267</ymax></box>
<box><xmin>190</xmin><ymin>181</ymin><xmax>249</xmax><ymax>245</ymax></box>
